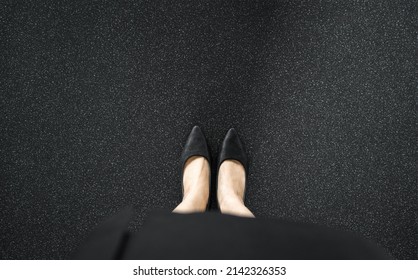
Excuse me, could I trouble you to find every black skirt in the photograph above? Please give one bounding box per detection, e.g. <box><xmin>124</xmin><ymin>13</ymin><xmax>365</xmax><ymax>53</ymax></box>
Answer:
<box><xmin>73</xmin><ymin>206</ymin><xmax>392</xmax><ymax>260</ymax></box>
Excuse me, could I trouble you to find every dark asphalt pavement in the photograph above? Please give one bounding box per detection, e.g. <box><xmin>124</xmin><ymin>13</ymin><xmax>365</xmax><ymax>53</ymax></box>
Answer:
<box><xmin>1</xmin><ymin>0</ymin><xmax>416</xmax><ymax>259</ymax></box>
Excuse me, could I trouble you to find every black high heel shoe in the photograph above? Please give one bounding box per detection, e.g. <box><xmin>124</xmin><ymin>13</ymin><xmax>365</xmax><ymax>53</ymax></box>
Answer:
<box><xmin>179</xmin><ymin>125</ymin><xmax>211</xmax><ymax>209</ymax></box>
<box><xmin>217</xmin><ymin>128</ymin><xmax>248</xmax><ymax>205</ymax></box>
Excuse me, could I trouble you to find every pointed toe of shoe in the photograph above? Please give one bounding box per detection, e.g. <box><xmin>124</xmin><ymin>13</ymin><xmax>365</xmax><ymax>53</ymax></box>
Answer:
<box><xmin>180</xmin><ymin>126</ymin><xmax>210</xmax><ymax>171</ymax></box>
<box><xmin>218</xmin><ymin>128</ymin><xmax>248</xmax><ymax>173</ymax></box>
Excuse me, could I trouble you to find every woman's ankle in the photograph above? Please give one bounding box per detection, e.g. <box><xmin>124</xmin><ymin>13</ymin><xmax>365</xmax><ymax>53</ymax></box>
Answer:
<box><xmin>219</xmin><ymin>194</ymin><xmax>244</xmax><ymax>212</ymax></box>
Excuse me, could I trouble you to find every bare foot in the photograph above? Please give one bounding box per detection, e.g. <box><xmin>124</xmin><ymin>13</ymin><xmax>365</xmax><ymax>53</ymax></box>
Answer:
<box><xmin>217</xmin><ymin>160</ymin><xmax>246</xmax><ymax>207</ymax></box>
<box><xmin>217</xmin><ymin>159</ymin><xmax>254</xmax><ymax>217</ymax></box>
<box><xmin>178</xmin><ymin>156</ymin><xmax>210</xmax><ymax>211</ymax></box>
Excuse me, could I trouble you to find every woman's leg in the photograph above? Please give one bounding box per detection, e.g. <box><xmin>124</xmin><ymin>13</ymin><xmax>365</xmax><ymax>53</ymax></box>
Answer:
<box><xmin>173</xmin><ymin>156</ymin><xmax>210</xmax><ymax>213</ymax></box>
<box><xmin>217</xmin><ymin>159</ymin><xmax>255</xmax><ymax>217</ymax></box>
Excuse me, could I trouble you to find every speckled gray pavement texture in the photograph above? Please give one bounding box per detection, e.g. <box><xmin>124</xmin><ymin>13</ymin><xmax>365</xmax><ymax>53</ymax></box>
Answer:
<box><xmin>1</xmin><ymin>0</ymin><xmax>417</xmax><ymax>259</ymax></box>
